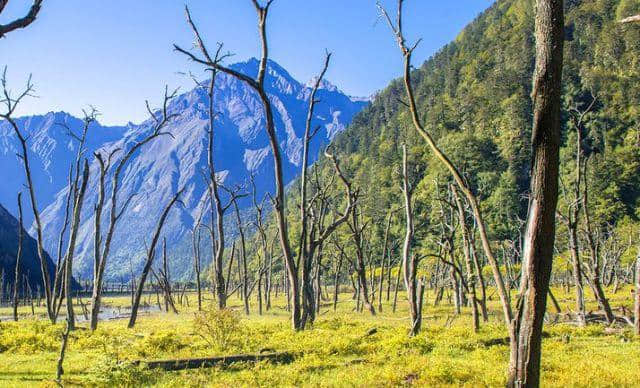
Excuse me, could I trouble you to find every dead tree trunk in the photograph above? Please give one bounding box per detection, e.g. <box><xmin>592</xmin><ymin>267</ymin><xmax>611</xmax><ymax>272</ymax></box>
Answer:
<box><xmin>128</xmin><ymin>188</ymin><xmax>183</xmax><ymax>328</ymax></box>
<box><xmin>507</xmin><ymin>0</ymin><xmax>564</xmax><ymax>386</ymax></box>
<box><xmin>298</xmin><ymin>53</ymin><xmax>332</xmax><ymax>327</ymax></box>
<box><xmin>400</xmin><ymin>145</ymin><xmax>421</xmax><ymax>335</ymax></box>
<box><xmin>176</xmin><ymin>2</ymin><xmax>300</xmax><ymax>329</ymax></box>
<box><xmin>64</xmin><ymin>160</ymin><xmax>90</xmax><ymax>330</ymax></box>
<box><xmin>12</xmin><ymin>193</ymin><xmax>24</xmax><ymax>322</ymax></box>
<box><xmin>451</xmin><ymin>185</ymin><xmax>480</xmax><ymax>332</ymax></box>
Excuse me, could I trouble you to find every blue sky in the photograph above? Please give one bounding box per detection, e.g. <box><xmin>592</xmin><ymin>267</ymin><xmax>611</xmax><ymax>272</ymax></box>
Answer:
<box><xmin>1</xmin><ymin>0</ymin><xmax>493</xmax><ymax>126</ymax></box>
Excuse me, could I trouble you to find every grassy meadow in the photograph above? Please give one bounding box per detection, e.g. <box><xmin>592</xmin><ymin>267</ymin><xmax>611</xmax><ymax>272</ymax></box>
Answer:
<box><xmin>0</xmin><ymin>286</ymin><xmax>638</xmax><ymax>387</ymax></box>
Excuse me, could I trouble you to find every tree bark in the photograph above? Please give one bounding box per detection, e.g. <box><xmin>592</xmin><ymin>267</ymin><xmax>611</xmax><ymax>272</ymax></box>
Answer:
<box><xmin>0</xmin><ymin>0</ymin><xmax>43</xmax><ymax>38</ymax></box>
<box><xmin>507</xmin><ymin>0</ymin><xmax>564</xmax><ymax>386</ymax></box>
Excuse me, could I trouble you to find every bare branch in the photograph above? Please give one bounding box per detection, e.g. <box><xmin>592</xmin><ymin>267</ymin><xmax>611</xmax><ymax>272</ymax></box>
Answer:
<box><xmin>0</xmin><ymin>0</ymin><xmax>43</xmax><ymax>39</ymax></box>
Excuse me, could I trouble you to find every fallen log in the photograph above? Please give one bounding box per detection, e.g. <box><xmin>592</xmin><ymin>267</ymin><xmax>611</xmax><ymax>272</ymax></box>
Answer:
<box><xmin>133</xmin><ymin>352</ymin><xmax>294</xmax><ymax>371</ymax></box>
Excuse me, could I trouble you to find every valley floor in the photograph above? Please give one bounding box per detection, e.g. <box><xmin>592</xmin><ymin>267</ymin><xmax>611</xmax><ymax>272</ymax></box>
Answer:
<box><xmin>0</xmin><ymin>287</ymin><xmax>638</xmax><ymax>387</ymax></box>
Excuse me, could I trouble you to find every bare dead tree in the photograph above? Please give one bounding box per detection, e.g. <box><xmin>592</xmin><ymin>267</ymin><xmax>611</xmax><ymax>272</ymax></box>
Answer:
<box><xmin>581</xmin><ymin>160</ymin><xmax>615</xmax><ymax>324</ymax></box>
<box><xmin>378</xmin><ymin>0</ymin><xmax>514</xmax><ymax>335</ymax></box>
<box><xmin>0</xmin><ymin>0</ymin><xmax>43</xmax><ymax>38</ymax></box>
<box><xmin>0</xmin><ymin>68</ymin><xmax>55</xmax><ymax>322</ymax></box>
<box><xmin>57</xmin><ymin>109</ymin><xmax>97</xmax><ymax>328</ymax></box>
<box><xmin>12</xmin><ymin>192</ymin><xmax>23</xmax><ymax>321</ymax></box>
<box><xmin>128</xmin><ymin>187</ymin><xmax>184</xmax><ymax>328</ymax></box>
<box><xmin>556</xmin><ymin>94</ymin><xmax>597</xmax><ymax>326</ymax></box>
<box><xmin>91</xmin><ymin>87</ymin><xmax>178</xmax><ymax>330</ymax></box>
<box><xmin>508</xmin><ymin>0</ymin><xmax>564</xmax><ymax>385</ymax></box>
<box><xmin>63</xmin><ymin>159</ymin><xmax>89</xmax><ymax>330</ymax></box>
<box><xmin>451</xmin><ymin>184</ymin><xmax>481</xmax><ymax>332</ymax></box>
<box><xmin>297</xmin><ymin>51</ymin><xmax>332</xmax><ymax>326</ymax></box>
<box><xmin>175</xmin><ymin>1</ymin><xmax>302</xmax><ymax>329</ymax></box>
<box><xmin>300</xmin><ymin>151</ymin><xmax>357</xmax><ymax>326</ymax></box>
<box><xmin>399</xmin><ymin>144</ymin><xmax>422</xmax><ymax>335</ymax></box>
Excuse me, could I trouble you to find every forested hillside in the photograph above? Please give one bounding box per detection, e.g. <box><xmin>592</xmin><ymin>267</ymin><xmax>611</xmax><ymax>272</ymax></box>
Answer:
<box><xmin>266</xmin><ymin>0</ymin><xmax>639</xmax><ymax>262</ymax></box>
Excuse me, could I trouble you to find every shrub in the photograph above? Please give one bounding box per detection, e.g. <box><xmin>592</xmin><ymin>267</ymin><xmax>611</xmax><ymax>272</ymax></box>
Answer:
<box><xmin>192</xmin><ymin>307</ymin><xmax>243</xmax><ymax>351</ymax></box>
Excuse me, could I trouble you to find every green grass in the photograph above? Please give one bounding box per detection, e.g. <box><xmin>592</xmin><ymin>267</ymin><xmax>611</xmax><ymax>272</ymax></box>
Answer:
<box><xmin>0</xmin><ymin>286</ymin><xmax>638</xmax><ymax>387</ymax></box>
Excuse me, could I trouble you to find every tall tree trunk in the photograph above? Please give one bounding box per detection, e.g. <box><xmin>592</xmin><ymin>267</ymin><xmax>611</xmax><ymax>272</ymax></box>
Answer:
<box><xmin>12</xmin><ymin>193</ymin><xmax>24</xmax><ymax>322</ymax></box>
<box><xmin>177</xmin><ymin>3</ymin><xmax>300</xmax><ymax>329</ymax></box>
<box><xmin>507</xmin><ymin>0</ymin><xmax>564</xmax><ymax>386</ymax></box>
<box><xmin>64</xmin><ymin>161</ymin><xmax>90</xmax><ymax>330</ymax></box>
<box><xmin>400</xmin><ymin>145</ymin><xmax>420</xmax><ymax>335</ymax></box>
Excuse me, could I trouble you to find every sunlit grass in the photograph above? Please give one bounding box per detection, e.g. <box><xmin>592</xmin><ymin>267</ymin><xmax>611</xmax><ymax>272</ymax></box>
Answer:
<box><xmin>0</xmin><ymin>285</ymin><xmax>638</xmax><ymax>387</ymax></box>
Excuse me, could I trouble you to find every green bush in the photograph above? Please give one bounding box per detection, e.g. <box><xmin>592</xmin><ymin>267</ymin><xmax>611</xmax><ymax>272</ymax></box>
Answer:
<box><xmin>192</xmin><ymin>307</ymin><xmax>244</xmax><ymax>351</ymax></box>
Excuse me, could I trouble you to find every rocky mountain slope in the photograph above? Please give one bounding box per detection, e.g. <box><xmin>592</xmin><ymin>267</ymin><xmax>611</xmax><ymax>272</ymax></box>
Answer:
<box><xmin>25</xmin><ymin>59</ymin><xmax>367</xmax><ymax>281</ymax></box>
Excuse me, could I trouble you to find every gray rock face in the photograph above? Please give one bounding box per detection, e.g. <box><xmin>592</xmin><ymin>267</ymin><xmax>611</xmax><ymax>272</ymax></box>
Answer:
<box><xmin>0</xmin><ymin>112</ymin><xmax>126</xmax><ymax>224</ymax></box>
<box><xmin>4</xmin><ymin>59</ymin><xmax>366</xmax><ymax>281</ymax></box>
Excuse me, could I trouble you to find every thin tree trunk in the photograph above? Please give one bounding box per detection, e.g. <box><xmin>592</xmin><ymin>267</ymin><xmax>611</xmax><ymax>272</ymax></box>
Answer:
<box><xmin>12</xmin><ymin>193</ymin><xmax>24</xmax><ymax>322</ymax></box>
